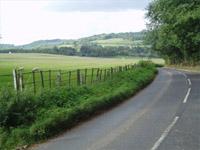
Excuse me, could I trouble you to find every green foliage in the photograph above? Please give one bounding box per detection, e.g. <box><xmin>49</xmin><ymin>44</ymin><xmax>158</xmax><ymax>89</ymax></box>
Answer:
<box><xmin>0</xmin><ymin>89</ymin><xmax>36</xmax><ymax>127</ymax></box>
<box><xmin>80</xmin><ymin>44</ymin><xmax>157</xmax><ymax>57</ymax></box>
<box><xmin>78</xmin><ymin>32</ymin><xmax>145</xmax><ymax>43</ymax></box>
<box><xmin>0</xmin><ymin>46</ymin><xmax>77</xmax><ymax>56</ymax></box>
<box><xmin>146</xmin><ymin>0</ymin><xmax>200</xmax><ymax>65</ymax></box>
<box><xmin>0</xmin><ymin>62</ymin><xmax>157</xmax><ymax>150</ymax></box>
<box><xmin>0</xmin><ymin>44</ymin><xmax>155</xmax><ymax>58</ymax></box>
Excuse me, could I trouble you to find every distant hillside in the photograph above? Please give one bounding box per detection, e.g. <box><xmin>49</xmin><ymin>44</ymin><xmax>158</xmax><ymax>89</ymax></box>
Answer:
<box><xmin>78</xmin><ymin>32</ymin><xmax>144</xmax><ymax>42</ymax></box>
<box><xmin>0</xmin><ymin>31</ymin><xmax>158</xmax><ymax>58</ymax></box>
<box><xmin>20</xmin><ymin>39</ymin><xmax>65</xmax><ymax>49</ymax></box>
<box><xmin>0</xmin><ymin>44</ymin><xmax>16</xmax><ymax>50</ymax></box>
<box><xmin>0</xmin><ymin>31</ymin><xmax>146</xmax><ymax>50</ymax></box>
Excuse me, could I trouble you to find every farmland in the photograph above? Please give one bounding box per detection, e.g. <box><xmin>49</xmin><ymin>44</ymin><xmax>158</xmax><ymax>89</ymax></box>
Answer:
<box><xmin>0</xmin><ymin>53</ymin><xmax>163</xmax><ymax>74</ymax></box>
<box><xmin>92</xmin><ymin>38</ymin><xmax>143</xmax><ymax>47</ymax></box>
<box><xmin>0</xmin><ymin>53</ymin><xmax>164</xmax><ymax>88</ymax></box>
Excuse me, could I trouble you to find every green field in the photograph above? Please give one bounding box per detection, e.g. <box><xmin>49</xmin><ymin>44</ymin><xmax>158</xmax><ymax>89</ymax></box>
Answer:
<box><xmin>0</xmin><ymin>53</ymin><xmax>164</xmax><ymax>74</ymax></box>
<box><xmin>0</xmin><ymin>53</ymin><xmax>164</xmax><ymax>89</ymax></box>
<box><xmin>92</xmin><ymin>38</ymin><xmax>144</xmax><ymax>47</ymax></box>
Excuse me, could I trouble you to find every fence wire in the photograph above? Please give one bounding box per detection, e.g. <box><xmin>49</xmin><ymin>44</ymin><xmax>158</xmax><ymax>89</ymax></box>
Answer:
<box><xmin>0</xmin><ymin>64</ymin><xmax>139</xmax><ymax>93</ymax></box>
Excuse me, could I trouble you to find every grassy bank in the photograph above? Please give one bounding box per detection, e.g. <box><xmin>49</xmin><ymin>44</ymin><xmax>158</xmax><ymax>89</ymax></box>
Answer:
<box><xmin>167</xmin><ymin>65</ymin><xmax>200</xmax><ymax>73</ymax></box>
<box><xmin>0</xmin><ymin>62</ymin><xmax>157</xmax><ymax>150</ymax></box>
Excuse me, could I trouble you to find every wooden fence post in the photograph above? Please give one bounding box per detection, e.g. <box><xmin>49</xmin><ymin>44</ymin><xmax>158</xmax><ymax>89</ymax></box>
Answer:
<box><xmin>85</xmin><ymin>68</ymin><xmax>87</xmax><ymax>84</ymax></box>
<box><xmin>77</xmin><ymin>69</ymin><xmax>81</xmax><ymax>86</ymax></box>
<box><xmin>57</xmin><ymin>70</ymin><xmax>61</xmax><ymax>86</ymax></box>
<box><xmin>104</xmin><ymin>69</ymin><xmax>106</xmax><ymax>81</ymax></box>
<box><xmin>99</xmin><ymin>69</ymin><xmax>102</xmax><ymax>81</ymax></box>
<box><xmin>32</xmin><ymin>68</ymin><xmax>39</xmax><ymax>94</ymax></box>
<box><xmin>96</xmin><ymin>68</ymin><xmax>100</xmax><ymax>81</ymax></box>
<box><xmin>18</xmin><ymin>68</ymin><xmax>24</xmax><ymax>91</ymax></box>
<box><xmin>49</xmin><ymin>70</ymin><xmax>51</xmax><ymax>88</ymax></box>
<box><xmin>59</xmin><ymin>70</ymin><xmax>62</xmax><ymax>85</ymax></box>
<box><xmin>111</xmin><ymin>67</ymin><xmax>113</xmax><ymax>78</ymax></box>
<box><xmin>119</xmin><ymin>66</ymin><xmax>122</xmax><ymax>72</ymax></box>
<box><xmin>91</xmin><ymin>68</ymin><xmax>94</xmax><ymax>84</ymax></box>
<box><xmin>81</xmin><ymin>73</ymin><xmax>83</xmax><ymax>85</ymax></box>
<box><xmin>32</xmin><ymin>71</ymin><xmax>36</xmax><ymax>94</ymax></box>
<box><xmin>40</xmin><ymin>70</ymin><xmax>44</xmax><ymax>88</ymax></box>
<box><xmin>68</xmin><ymin>71</ymin><xmax>71</xmax><ymax>87</ymax></box>
<box><xmin>107</xmin><ymin>69</ymin><xmax>110</xmax><ymax>78</ymax></box>
<box><xmin>13</xmin><ymin>69</ymin><xmax>19</xmax><ymax>91</ymax></box>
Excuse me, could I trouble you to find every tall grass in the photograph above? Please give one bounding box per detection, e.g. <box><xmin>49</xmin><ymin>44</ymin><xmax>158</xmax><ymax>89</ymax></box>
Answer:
<box><xmin>0</xmin><ymin>61</ymin><xmax>157</xmax><ymax>150</ymax></box>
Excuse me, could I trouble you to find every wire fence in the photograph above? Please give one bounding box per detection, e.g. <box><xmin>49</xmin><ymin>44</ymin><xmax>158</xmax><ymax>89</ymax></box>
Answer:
<box><xmin>0</xmin><ymin>64</ymin><xmax>139</xmax><ymax>94</ymax></box>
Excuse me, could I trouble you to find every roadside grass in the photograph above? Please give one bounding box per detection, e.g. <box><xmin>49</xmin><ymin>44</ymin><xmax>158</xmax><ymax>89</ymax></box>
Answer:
<box><xmin>0</xmin><ymin>61</ymin><xmax>157</xmax><ymax>150</ymax></box>
<box><xmin>167</xmin><ymin>65</ymin><xmax>200</xmax><ymax>73</ymax></box>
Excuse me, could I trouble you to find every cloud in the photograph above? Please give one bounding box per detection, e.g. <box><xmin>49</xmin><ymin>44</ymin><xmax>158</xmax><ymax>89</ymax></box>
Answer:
<box><xmin>1</xmin><ymin>0</ymin><xmax>147</xmax><ymax>45</ymax></box>
<box><xmin>46</xmin><ymin>0</ymin><xmax>151</xmax><ymax>12</ymax></box>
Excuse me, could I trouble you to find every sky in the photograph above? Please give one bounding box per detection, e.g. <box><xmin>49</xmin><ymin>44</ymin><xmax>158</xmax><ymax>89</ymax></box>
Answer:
<box><xmin>0</xmin><ymin>0</ymin><xmax>151</xmax><ymax>45</ymax></box>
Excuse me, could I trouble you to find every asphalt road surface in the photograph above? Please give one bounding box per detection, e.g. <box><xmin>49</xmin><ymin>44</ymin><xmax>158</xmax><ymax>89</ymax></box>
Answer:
<box><xmin>32</xmin><ymin>68</ymin><xmax>200</xmax><ymax>150</ymax></box>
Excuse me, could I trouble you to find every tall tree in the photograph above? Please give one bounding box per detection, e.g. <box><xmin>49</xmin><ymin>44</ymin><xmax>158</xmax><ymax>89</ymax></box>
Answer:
<box><xmin>146</xmin><ymin>0</ymin><xmax>200</xmax><ymax>65</ymax></box>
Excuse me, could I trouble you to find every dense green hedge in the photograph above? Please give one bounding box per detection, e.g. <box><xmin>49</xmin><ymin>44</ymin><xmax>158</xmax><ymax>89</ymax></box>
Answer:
<box><xmin>0</xmin><ymin>62</ymin><xmax>157</xmax><ymax>150</ymax></box>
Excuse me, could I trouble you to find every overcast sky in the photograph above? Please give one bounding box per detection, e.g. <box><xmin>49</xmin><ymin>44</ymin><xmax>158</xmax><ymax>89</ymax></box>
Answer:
<box><xmin>0</xmin><ymin>0</ymin><xmax>151</xmax><ymax>45</ymax></box>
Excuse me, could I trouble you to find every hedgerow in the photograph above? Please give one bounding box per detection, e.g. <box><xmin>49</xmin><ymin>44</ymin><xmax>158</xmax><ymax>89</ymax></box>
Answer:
<box><xmin>0</xmin><ymin>61</ymin><xmax>157</xmax><ymax>150</ymax></box>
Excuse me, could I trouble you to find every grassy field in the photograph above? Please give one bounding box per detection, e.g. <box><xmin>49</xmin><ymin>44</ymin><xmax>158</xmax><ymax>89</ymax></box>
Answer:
<box><xmin>0</xmin><ymin>53</ymin><xmax>164</xmax><ymax>74</ymax></box>
<box><xmin>92</xmin><ymin>38</ymin><xmax>144</xmax><ymax>47</ymax></box>
<box><xmin>0</xmin><ymin>53</ymin><xmax>164</xmax><ymax>89</ymax></box>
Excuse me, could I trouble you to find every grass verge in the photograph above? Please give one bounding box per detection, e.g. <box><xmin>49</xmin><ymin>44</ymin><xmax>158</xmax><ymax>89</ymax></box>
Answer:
<box><xmin>167</xmin><ymin>65</ymin><xmax>200</xmax><ymax>73</ymax></box>
<box><xmin>0</xmin><ymin>62</ymin><xmax>157</xmax><ymax>150</ymax></box>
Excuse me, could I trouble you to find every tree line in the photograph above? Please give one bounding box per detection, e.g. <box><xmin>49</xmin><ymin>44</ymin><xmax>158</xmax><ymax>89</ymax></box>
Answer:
<box><xmin>146</xmin><ymin>0</ymin><xmax>200</xmax><ymax>65</ymax></box>
<box><xmin>0</xmin><ymin>44</ymin><xmax>158</xmax><ymax>58</ymax></box>
<box><xmin>80</xmin><ymin>44</ymin><xmax>157</xmax><ymax>57</ymax></box>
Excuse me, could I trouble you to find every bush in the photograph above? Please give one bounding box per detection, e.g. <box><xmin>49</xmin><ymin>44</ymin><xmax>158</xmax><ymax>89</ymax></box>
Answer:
<box><xmin>0</xmin><ymin>90</ymin><xmax>36</xmax><ymax>128</ymax></box>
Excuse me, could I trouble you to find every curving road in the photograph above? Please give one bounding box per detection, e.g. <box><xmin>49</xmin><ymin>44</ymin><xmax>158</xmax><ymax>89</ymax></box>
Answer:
<box><xmin>32</xmin><ymin>68</ymin><xmax>200</xmax><ymax>150</ymax></box>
